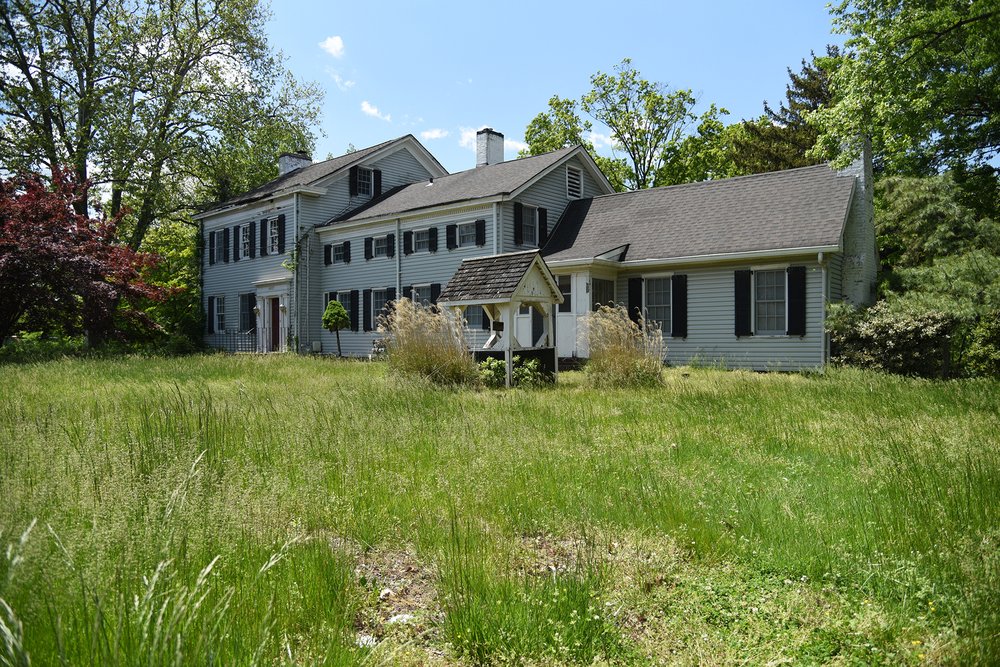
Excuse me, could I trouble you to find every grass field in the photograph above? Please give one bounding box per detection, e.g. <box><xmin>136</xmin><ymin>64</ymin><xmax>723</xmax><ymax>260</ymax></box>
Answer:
<box><xmin>0</xmin><ymin>355</ymin><xmax>997</xmax><ymax>665</ymax></box>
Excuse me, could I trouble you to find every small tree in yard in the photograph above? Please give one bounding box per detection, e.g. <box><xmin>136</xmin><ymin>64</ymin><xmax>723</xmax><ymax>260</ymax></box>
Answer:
<box><xmin>322</xmin><ymin>300</ymin><xmax>350</xmax><ymax>356</ymax></box>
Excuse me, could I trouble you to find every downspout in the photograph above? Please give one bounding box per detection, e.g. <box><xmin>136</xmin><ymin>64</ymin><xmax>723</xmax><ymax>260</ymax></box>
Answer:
<box><xmin>818</xmin><ymin>251</ymin><xmax>827</xmax><ymax>371</ymax></box>
<box><xmin>493</xmin><ymin>202</ymin><xmax>500</xmax><ymax>255</ymax></box>
<box><xmin>395</xmin><ymin>218</ymin><xmax>402</xmax><ymax>295</ymax></box>
<box><xmin>293</xmin><ymin>192</ymin><xmax>301</xmax><ymax>353</ymax></box>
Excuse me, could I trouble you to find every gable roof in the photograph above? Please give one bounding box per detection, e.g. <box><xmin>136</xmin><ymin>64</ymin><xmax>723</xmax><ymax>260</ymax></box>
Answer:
<box><xmin>197</xmin><ymin>135</ymin><xmax>446</xmax><ymax>216</ymax></box>
<box><xmin>329</xmin><ymin>147</ymin><xmax>582</xmax><ymax>225</ymax></box>
<box><xmin>438</xmin><ymin>251</ymin><xmax>553</xmax><ymax>304</ymax></box>
<box><xmin>543</xmin><ymin>164</ymin><xmax>856</xmax><ymax>264</ymax></box>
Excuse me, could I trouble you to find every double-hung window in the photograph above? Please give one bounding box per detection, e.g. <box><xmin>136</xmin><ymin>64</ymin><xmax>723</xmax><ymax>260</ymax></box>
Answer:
<box><xmin>240</xmin><ymin>225</ymin><xmax>251</xmax><ymax>259</ymax></box>
<box><xmin>591</xmin><ymin>278</ymin><xmax>615</xmax><ymax>311</ymax></box>
<box><xmin>336</xmin><ymin>291</ymin><xmax>352</xmax><ymax>313</ymax></box>
<box><xmin>215</xmin><ymin>232</ymin><xmax>225</xmax><ymax>263</ymax></box>
<box><xmin>357</xmin><ymin>167</ymin><xmax>373</xmax><ymax>196</ymax></box>
<box><xmin>645</xmin><ymin>277</ymin><xmax>671</xmax><ymax>331</ymax></box>
<box><xmin>372</xmin><ymin>289</ymin><xmax>388</xmax><ymax>322</ymax></box>
<box><xmin>373</xmin><ymin>236</ymin><xmax>388</xmax><ymax>258</ymax></box>
<box><xmin>521</xmin><ymin>205</ymin><xmax>538</xmax><ymax>246</ymax></box>
<box><xmin>333</xmin><ymin>243</ymin><xmax>346</xmax><ymax>263</ymax></box>
<box><xmin>754</xmin><ymin>269</ymin><xmax>786</xmax><ymax>335</ymax></box>
<box><xmin>411</xmin><ymin>285</ymin><xmax>431</xmax><ymax>307</ymax></box>
<box><xmin>557</xmin><ymin>275</ymin><xmax>572</xmax><ymax>313</ymax></box>
<box><xmin>458</xmin><ymin>222</ymin><xmax>477</xmax><ymax>247</ymax></box>
<box><xmin>268</xmin><ymin>219</ymin><xmax>279</xmax><ymax>255</ymax></box>
<box><xmin>414</xmin><ymin>229</ymin><xmax>431</xmax><ymax>253</ymax></box>
<box><xmin>215</xmin><ymin>296</ymin><xmax>226</xmax><ymax>333</ymax></box>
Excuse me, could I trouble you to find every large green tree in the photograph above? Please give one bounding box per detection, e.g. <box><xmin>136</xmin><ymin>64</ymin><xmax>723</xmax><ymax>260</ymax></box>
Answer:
<box><xmin>0</xmin><ymin>0</ymin><xmax>322</xmax><ymax>250</ymax></box>
<box><xmin>811</xmin><ymin>0</ymin><xmax>999</xmax><ymax>172</ymax></box>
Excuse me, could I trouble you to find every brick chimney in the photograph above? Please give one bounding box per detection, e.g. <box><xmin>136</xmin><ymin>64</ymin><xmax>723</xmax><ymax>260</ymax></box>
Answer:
<box><xmin>278</xmin><ymin>151</ymin><xmax>311</xmax><ymax>176</ymax></box>
<box><xmin>476</xmin><ymin>128</ymin><xmax>504</xmax><ymax>167</ymax></box>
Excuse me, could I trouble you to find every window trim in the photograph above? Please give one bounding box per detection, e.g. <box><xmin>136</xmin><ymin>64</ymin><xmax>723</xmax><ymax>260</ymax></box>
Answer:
<box><xmin>372</xmin><ymin>235</ymin><xmax>389</xmax><ymax>258</ymax></box>
<box><xmin>215</xmin><ymin>231</ymin><xmax>225</xmax><ymax>263</ymax></box>
<box><xmin>332</xmin><ymin>242</ymin><xmax>346</xmax><ymax>263</ymax></box>
<box><xmin>356</xmin><ymin>167</ymin><xmax>373</xmax><ymax>197</ymax></box>
<box><xmin>557</xmin><ymin>275</ymin><xmax>572</xmax><ymax>313</ymax></box>
<box><xmin>214</xmin><ymin>295</ymin><xmax>226</xmax><ymax>333</ymax></box>
<box><xmin>371</xmin><ymin>288</ymin><xmax>388</xmax><ymax>324</ymax></box>
<box><xmin>410</xmin><ymin>283</ymin><xmax>432</xmax><ymax>307</ymax></box>
<box><xmin>642</xmin><ymin>272</ymin><xmax>672</xmax><ymax>332</ymax></box>
<box><xmin>240</xmin><ymin>225</ymin><xmax>251</xmax><ymax>260</ymax></box>
<box><xmin>413</xmin><ymin>228</ymin><xmax>431</xmax><ymax>253</ymax></box>
<box><xmin>752</xmin><ymin>265</ymin><xmax>789</xmax><ymax>336</ymax></box>
<box><xmin>268</xmin><ymin>219</ymin><xmax>279</xmax><ymax>255</ymax></box>
<box><xmin>566</xmin><ymin>165</ymin><xmax>583</xmax><ymax>199</ymax></box>
<box><xmin>457</xmin><ymin>222</ymin><xmax>477</xmax><ymax>247</ymax></box>
<box><xmin>465</xmin><ymin>305</ymin><xmax>483</xmax><ymax>328</ymax></box>
<box><xmin>520</xmin><ymin>204</ymin><xmax>539</xmax><ymax>247</ymax></box>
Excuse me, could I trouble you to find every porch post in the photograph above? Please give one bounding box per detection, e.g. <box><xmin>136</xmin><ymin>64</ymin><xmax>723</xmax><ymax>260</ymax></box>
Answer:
<box><xmin>504</xmin><ymin>303</ymin><xmax>513</xmax><ymax>388</ymax></box>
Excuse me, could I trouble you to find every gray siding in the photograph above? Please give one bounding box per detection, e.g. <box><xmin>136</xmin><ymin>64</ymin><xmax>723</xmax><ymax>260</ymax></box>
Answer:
<box><xmin>827</xmin><ymin>253</ymin><xmax>844</xmax><ymax>301</ymax></box>
<box><xmin>615</xmin><ymin>260</ymin><xmax>826</xmax><ymax>371</ymax></box>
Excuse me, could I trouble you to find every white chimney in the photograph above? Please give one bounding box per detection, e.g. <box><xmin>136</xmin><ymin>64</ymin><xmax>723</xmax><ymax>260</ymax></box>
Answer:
<box><xmin>278</xmin><ymin>151</ymin><xmax>312</xmax><ymax>176</ymax></box>
<box><xmin>476</xmin><ymin>128</ymin><xmax>504</xmax><ymax>167</ymax></box>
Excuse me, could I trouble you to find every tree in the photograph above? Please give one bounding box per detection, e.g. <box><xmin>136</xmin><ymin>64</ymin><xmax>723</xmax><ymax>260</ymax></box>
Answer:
<box><xmin>811</xmin><ymin>1</ymin><xmax>1000</xmax><ymax>172</ymax></box>
<box><xmin>322</xmin><ymin>300</ymin><xmax>350</xmax><ymax>357</ymax></box>
<box><xmin>0</xmin><ymin>168</ymin><xmax>163</xmax><ymax>346</ymax></box>
<box><xmin>0</xmin><ymin>0</ymin><xmax>323</xmax><ymax>250</ymax></box>
<box><xmin>731</xmin><ymin>47</ymin><xmax>838</xmax><ymax>175</ymax></box>
<box><xmin>655</xmin><ymin>105</ymin><xmax>742</xmax><ymax>185</ymax></box>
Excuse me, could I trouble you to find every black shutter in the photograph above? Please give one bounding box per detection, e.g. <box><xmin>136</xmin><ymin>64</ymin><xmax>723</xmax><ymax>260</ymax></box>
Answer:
<box><xmin>207</xmin><ymin>297</ymin><xmax>215</xmax><ymax>334</ymax></box>
<box><xmin>538</xmin><ymin>208</ymin><xmax>548</xmax><ymax>247</ymax></box>
<box><xmin>627</xmin><ymin>277</ymin><xmax>643</xmax><ymax>324</ymax></box>
<box><xmin>735</xmin><ymin>269</ymin><xmax>752</xmax><ymax>337</ymax></box>
<box><xmin>386</xmin><ymin>233</ymin><xmax>395</xmax><ymax>258</ymax></box>
<box><xmin>386</xmin><ymin>287</ymin><xmax>396</xmax><ymax>309</ymax></box>
<box><xmin>428</xmin><ymin>227</ymin><xmax>438</xmax><ymax>252</ymax></box>
<box><xmin>324</xmin><ymin>244</ymin><xmax>332</xmax><ymax>265</ymax></box>
<box><xmin>475</xmin><ymin>219</ymin><xmax>486</xmax><ymax>246</ymax></box>
<box><xmin>446</xmin><ymin>224</ymin><xmax>457</xmax><ymax>250</ymax></box>
<box><xmin>343</xmin><ymin>240</ymin><xmax>351</xmax><ymax>263</ymax></box>
<box><xmin>233</xmin><ymin>225</ymin><xmax>241</xmax><ymax>261</ymax></box>
<box><xmin>481</xmin><ymin>306</ymin><xmax>491</xmax><ymax>330</ymax></box>
<box><xmin>350</xmin><ymin>290</ymin><xmax>359</xmax><ymax>332</ymax></box>
<box><xmin>208</xmin><ymin>231</ymin><xmax>216</xmax><ymax>265</ymax></box>
<box><xmin>259</xmin><ymin>219</ymin><xmax>268</xmax><ymax>256</ymax></box>
<box><xmin>787</xmin><ymin>266</ymin><xmax>806</xmax><ymax>336</ymax></box>
<box><xmin>364</xmin><ymin>237</ymin><xmax>373</xmax><ymax>260</ymax></box>
<box><xmin>349</xmin><ymin>165</ymin><xmax>359</xmax><ymax>197</ymax></box>
<box><xmin>373</xmin><ymin>169</ymin><xmax>382</xmax><ymax>197</ymax></box>
<box><xmin>430</xmin><ymin>283</ymin><xmax>441</xmax><ymax>305</ymax></box>
<box><xmin>671</xmin><ymin>274</ymin><xmax>688</xmax><ymax>338</ymax></box>
<box><xmin>277</xmin><ymin>214</ymin><xmax>286</xmax><ymax>254</ymax></box>
<box><xmin>403</xmin><ymin>230</ymin><xmax>413</xmax><ymax>255</ymax></box>
<box><xmin>222</xmin><ymin>227</ymin><xmax>230</xmax><ymax>263</ymax></box>
<box><xmin>249</xmin><ymin>221</ymin><xmax>256</xmax><ymax>258</ymax></box>
<box><xmin>402</xmin><ymin>285</ymin><xmax>412</xmax><ymax>302</ymax></box>
<box><xmin>513</xmin><ymin>202</ymin><xmax>524</xmax><ymax>246</ymax></box>
<box><xmin>363</xmin><ymin>289</ymin><xmax>372</xmax><ymax>332</ymax></box>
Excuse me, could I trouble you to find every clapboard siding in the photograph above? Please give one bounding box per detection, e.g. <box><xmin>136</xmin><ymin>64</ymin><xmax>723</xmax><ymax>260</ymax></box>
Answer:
<box><xmin>615</xmin><ymin>261</ymin><xmax>826</xmax><ymax>370</ymax></box>
<box><xmin>828</xmin><ymin>253</ymin><xmax>843</xmax><ymax>301</ymax></box>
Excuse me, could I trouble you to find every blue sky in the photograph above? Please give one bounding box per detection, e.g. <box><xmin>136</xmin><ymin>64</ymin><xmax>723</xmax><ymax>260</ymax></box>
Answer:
<box><xmin>266</xmin><ymin>1</ymin><xmax>843</xmax><ymax>174</ymax></box>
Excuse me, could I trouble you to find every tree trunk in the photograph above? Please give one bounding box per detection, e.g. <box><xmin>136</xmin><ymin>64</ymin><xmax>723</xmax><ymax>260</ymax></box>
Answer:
<box><xmin>335</xmin><ymin>329</ymin><xmax>342</xmax><ymax>357</ymax></box>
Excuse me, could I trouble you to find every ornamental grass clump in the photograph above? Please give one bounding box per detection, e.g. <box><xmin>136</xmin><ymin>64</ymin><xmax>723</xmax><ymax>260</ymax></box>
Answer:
<box><xmin>378</xmin><ymin>297</ymin><xmax>479</xmax><ymax>386</ymax></box>
<box><xmin>583</xmin><ymin>304</ymin><xmax>664</xmax><ymax>387</ymax></box>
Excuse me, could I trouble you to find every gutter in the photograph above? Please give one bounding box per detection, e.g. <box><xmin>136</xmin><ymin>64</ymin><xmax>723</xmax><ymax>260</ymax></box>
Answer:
<box><xmin>319</xmin><ymin>196</ymin><xmax>504</xmax><ymax>234</ymax></box>
<box><xmin>193</xmin><ymin>186</ymin><xmax>326</xmax><ymax>220</ymax></box>
<box><xmin>616</xmin><ymin>245</ymin><xmax>842</xmax><ymax>268</ymax></box>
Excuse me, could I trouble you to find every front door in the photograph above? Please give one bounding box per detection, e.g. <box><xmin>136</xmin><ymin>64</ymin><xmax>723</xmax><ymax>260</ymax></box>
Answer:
<box><xmin>269</xmin><ymin>297</ymin><xmax>280</xmax><ymax>351</ymax></box>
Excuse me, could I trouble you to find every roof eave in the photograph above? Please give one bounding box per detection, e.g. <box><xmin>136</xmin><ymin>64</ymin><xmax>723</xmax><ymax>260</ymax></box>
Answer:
<box><xmin>619</xmin><ymin>245</ymin><xmax>843</xmax><ymax>268</ymax></box>
<box><xmin>193</xmin><ymin>186</ymin><xmax>326</xmax><ymax>220</ymax></box>
<box><xmin>318</xmin><ymin>195</ymin><xmax>505</xmax><ymax>234</ymax></box>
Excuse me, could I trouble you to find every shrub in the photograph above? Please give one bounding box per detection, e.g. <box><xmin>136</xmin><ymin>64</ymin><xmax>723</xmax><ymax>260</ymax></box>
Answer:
<box><xmin>965</xmin><ymin>311</ymin><xmax>1000</xmax><ymax>377</ymax></box>
<box><xmin>322</xmin><ymin>300</ymin><xmax>350</xmax><ymax>357</ymax></box>
<box><xmin>479</xmin><ymin>355</ymin><xmax>549</xmax><ymax>388</ymax></box>
<box><xmin>827</xmin><ymin>301</ymin><xmax>957</xmax><ymax>377</ymax></box>
<box><xmin>378</xmin><ymin>298</ymin><xmax>478</xmax><ymax>385</ymax></box>
<box><xmin>583</xmin><ymin>304</ymin><xmax>664</xmax><ymax>387</ymax></box>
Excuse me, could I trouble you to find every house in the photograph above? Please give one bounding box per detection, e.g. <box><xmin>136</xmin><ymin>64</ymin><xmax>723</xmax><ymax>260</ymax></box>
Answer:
<box><xmin>196</xmin><ymin>129</ymin><xmax>874</xmax><ymax>370</ymax></box>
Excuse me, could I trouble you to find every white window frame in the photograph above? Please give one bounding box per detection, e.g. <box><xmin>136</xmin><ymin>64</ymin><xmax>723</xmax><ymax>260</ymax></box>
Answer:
<box><xmin>373</xmin><ymin>236</ymin><xmax>389</xmax><ymax>258</ymax></box>
<box><xmin>411</xmin><ymin>284</ymin><xmax>431</xmax><ymax>307</ymax></box>
<box><xmin>566</xmin><ymin>166</ymin><xmax>583</xmax><ymax>199</ymax></box>
<box><xmin>336</xmin><ymin>290</ymin><xmax>352</xmax><ymax>312</ymax></box>
<box><xmin>215</xmin><ymin>295</ymin><xmax>226</xmax><ymax>333</ymax></box>
<box><xmin>458</xmin><ymin>222</ymin><xmax>477</xmax><ymax>247</ymax></box>
<box><xmin>332</xmin><ymin>243</ymin><xmax>346</xmax><ymax>263</ymax></box>
<box><xmin>357</xmin><ymin>167</ymin><xmax>373</xmax><ymax>197</ymax></box>
<box><xmin>520</xmin><ymin>204</ymin><xmax>538</xmax><ymax>247</ymax></box>
<box><xmin>413</xmin><ymin>228</ymin><xmax>431</xmax><ymax>253</ymax></box>
<box><xmin>465</xmin><ymin>305</ymin><xmax>483</xmax><ymax>328</ymax></box>
<box><xmin>753</xmin><ymin>267</ymin><xmax>788</xmax><ymax>336</ymax></box>
<box><xmin>557</xmin><ymin>275</ymin><xmax>572</xmax><ymax>313</ymax></box>
<box><xmin>268</xmin><ymin>219</ymin><xmax>279</xmax><ymax>255</ymax></box>
<box><xmin>214</xmin><ymin>231</ymin><xmax>225</xmax><ymax>263</ymax></box>
<box><xmin>240</xmin><ymin>225</ymin><xmax>250</xmax><ymax>259</ymax></box>
<box><xmin>371</xmin><ymin>288</ymin><xmax>388</xmax><ymax>323</ymax></box>
<box><xmin>643</xmin><ymin>274</ymin><xmax>672</xmax><ymax>332</ymax></box>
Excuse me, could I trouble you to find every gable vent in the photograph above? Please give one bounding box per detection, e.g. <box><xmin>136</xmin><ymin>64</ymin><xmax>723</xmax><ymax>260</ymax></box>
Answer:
<box><xmin>567</xmin><ymin>166</ymin><xmax>582</xmax><ymax>199</ymax></box>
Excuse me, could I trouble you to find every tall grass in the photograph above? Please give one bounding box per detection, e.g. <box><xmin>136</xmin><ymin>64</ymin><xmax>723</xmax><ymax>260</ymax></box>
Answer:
<box><xmin>0</xmin><ymin>355</ymin><xmax>998</xmax><ymax>663</ymax></box>
<box><xmin>378</xmin><ymin>298</ymin><xmax>478</xmax><ymax>385</ymax></box>
<box><xmin>583</xmin><ymin>304</ymin><xmax>664</xmax><ymax>387</ymax></box>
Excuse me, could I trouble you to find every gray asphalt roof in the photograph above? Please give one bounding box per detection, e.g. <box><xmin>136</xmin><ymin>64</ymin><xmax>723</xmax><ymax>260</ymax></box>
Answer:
<box><xmin>437</xmin><ymin>251</ymin><xmax>539</xmax><ymax>303</ymax></box>
<box><xmin>201</xmin><ymin>137</ymin><xmax>406</xmax><ymax>213</ymax></box>
<box><xmin>331</xmin><ymin>147</ymin><xmax>577</xmax><ymax>224</ymax></box>
<box><xmin>543</xmin><ymin>164</ymin><xmax>856</xmax><ymax>263</ymax></box>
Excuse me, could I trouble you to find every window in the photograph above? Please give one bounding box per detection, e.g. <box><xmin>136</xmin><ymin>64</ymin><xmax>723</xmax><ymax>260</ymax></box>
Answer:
<box><xmin>591</xmin><ymin>278</ymin><xmax>615</xmax><ymax>310</ymax></box>
<box><xmin>357</xmin><ymin>167</ymin><xmax>373</xmax><ymax>196</ymax></box>
<box><xmin>336</xmin><ymin>291</ymin><xmax>352</xmax><ymax>314</ymax></box>
<box><xmin>333</xmin><ymin>243</ymin><xmax>346</xmax><ymax>263</ymax></box>
<box><xmin>521</xmin><ymin>205</ymin><xmax>538</xmax><ymax>246</ymax></box>
<box><xmin>239</xmin><ymin>293</ymin><xmax>256</xmax><ymax>332</ymax></box>
<box><xmin>645</xmin><ymin>277</ymin><xmax>671</xmax><ymax>331</ymax></box>
<box><xmin>372</xmin><ymin>289</ymin><xmax>388</xmax><ymax>322</ymax></box>
<box><xmin>465</xmin><ymin>305</ymin><xmax>483</xmax><ymax>328</ymax></box>
<box><xmin>755</xmin><ymin>269</ymin><xmax>786</xmax><ymax>334</ymax></box>
<box><xmin>567</xmin><ymin>166</ymin><xmax>582</xmax><ymax>199</ymax></box>
<box><xmin>557</xmin><ymin>275</ymin><xmax>572</xmax><ymax>313</ymax></box>
<box><xmin>268</xmin><ymin>219</ymin><xmax>279</xmax><ymax>255</ymax></box>
<box><xmin>414</xmin><ymin>228</ymin><xmax>431</xmax><ymax>253</ymax></box>
<box><xmin>411</xmin><ymin>284</ymin><xmax>431</xmax><ymax>306</ymax></box>
<box><xmin>240</xmin><ymin>225</ymin><xmax>251</xmax><ymax>259</ymax></box>
<box><xmin>373</xmin><ymin>236</ymin><xmax>388</xmax><ymax>258</ymax></box>
<box><xmin>215</xmin><ymin>232</ymin><xmax>225</xmax><ymax>263</ymax></box>
<box><xmin>215</xmin><ymin>295</ymin><xmax>226</xmax><ymax>333</ymax></box>
<box><xmin>458</xmin><ymin>222</ymin><xmax>477</xmax><ymax>247</ymax></box>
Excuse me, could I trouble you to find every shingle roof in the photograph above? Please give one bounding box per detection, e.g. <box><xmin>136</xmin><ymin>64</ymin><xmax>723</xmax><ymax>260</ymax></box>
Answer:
<box><xmin>543</xmin><ymin>164</ymin><xmax>856</xmax><ymax>263</ymax></box>
<box><xmin>437</xmin><ymin>251</ymin><xmax>539</xmax><ymax>303</ymax></box>
<box><xmin>330</xmin><ymin>147</ymin><xmax>578</xmax><ymax>224</ymax></box>
<box><xmin>201</xmin><ymin>136</ymin><xmax>408</xmax><ymax>213</ymax></box>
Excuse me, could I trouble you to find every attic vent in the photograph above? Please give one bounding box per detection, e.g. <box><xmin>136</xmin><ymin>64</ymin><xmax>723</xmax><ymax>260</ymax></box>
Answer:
<box><xmin>567</xmin><ymin>166</ymin><xmax>582</xmax><ymax>199</ymax></box>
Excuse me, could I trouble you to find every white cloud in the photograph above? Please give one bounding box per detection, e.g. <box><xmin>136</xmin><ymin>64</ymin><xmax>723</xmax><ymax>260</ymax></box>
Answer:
<box><xmin>505</xmin><ymin>138</ymin><xmax>529</xmax><ymax>153</ymax></box>
<box><xmin>588</xmin><ymin>131</ymin><xmax>618</xmax><ymax>150</ymax></box>
<box><xmin>361</xmin><ymin>100</ymin><xmax>391</xmax><ymax>122</ymax></box>
<box><xmin>420</xmin><ymin>128</ymin><xmax>449</xmax><ymax>140</ymax></box>
<box><xmin>458</xmin><ymin>126</ymin><xmax>486</xmax><ymax>151</ymax></box>
<box><xmin>319</xmin><ymin>35</ymin><xmax>345</xmax><ymax>58</ymax></box>
<box><xmin>328</xmin><ymin>70</ymin><xmax>355</xmax><ymax>92</ymax></box>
